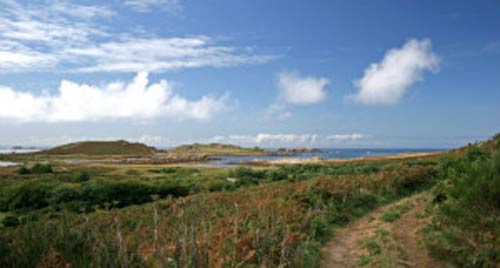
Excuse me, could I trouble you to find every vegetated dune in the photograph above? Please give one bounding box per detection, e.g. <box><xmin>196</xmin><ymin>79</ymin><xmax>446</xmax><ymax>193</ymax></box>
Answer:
<box><xmin>40</xmin><ymin>140</ymin><xmax>157</xmax><ymax>156</ymax></box>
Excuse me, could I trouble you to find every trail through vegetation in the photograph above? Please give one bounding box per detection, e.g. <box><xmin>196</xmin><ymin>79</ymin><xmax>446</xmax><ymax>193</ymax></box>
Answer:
<box><xmin>322</xmin><ymin>193</ymin><xmax>446</xmax><ymax>268</ymax></box>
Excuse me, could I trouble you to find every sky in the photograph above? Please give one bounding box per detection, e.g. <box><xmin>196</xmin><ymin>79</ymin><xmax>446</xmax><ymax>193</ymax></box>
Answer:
<box><xmin>0</xmin><ymin>0</ymin><xmax>499</xmax><ymax>148</ymax></box>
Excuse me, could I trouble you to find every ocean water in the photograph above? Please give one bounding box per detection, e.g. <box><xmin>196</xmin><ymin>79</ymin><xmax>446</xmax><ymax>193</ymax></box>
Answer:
<box><xmin>0</xmin><ymin>148</ymin><xmax>41</xmax><ymax>154</ymax></box>
<box><xmin>0</xmin><ymin>161</ymin><xmax>20</xmax><ymax>167</ymax></box>
<box><xmin>205</xmin><ymin>148</ymin><xmax>445</xmax><ymax>167</ymax></box>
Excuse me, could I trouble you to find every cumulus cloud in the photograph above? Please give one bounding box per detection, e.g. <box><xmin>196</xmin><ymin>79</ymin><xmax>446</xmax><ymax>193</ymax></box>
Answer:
<box><xmin>0</xmin><ymin>1</ymin><xmax>275</xmax><ymax>73</ymax></box>
<box><xmin>0</xmin><ymin>72</ymin><xmax>228</xmax><ymax>122</ymax></box>
<box><xmin>208</xmin><ymin>133</ymin><xmax>365</xmax><ymax>147</ymax></box>
<box><xmin>278</xmin><ymin>72</ymin><xmax>329</xmax><ymax>105</ymax></box>
<box><xmin>350</xmin><ymin>38</ymin><xmax>439</xmax><ymax>105</ymax></box>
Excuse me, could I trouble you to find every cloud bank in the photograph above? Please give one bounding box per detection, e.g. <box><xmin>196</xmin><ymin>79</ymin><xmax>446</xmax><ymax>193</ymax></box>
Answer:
<box><xmin>278</xmin><ymin>72</ymin><xmax>329</xmax><ymax>105</ymax></box>
<box><xmin>0</xmin><ymin>72</ymin><xmax>228</xmax><ymax>122</ymax></box>
<box><xmin>350</xmin><ymin>38</ymin><xmax>439</xmax><ymax>105</ymax></box>
<box><xmin>208</xmin><ymin>133</ymin><xmax>365</xmax><ymax>147</ymax></box>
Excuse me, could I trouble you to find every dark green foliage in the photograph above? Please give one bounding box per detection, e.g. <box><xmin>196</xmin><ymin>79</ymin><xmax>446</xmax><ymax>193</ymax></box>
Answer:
<box><xmin>310</xmin><ymin>214</ymin><xmax>332</xmax><ymax>244</ymax></box>
<box><xmin>235</xmin><ymin>176</ymin><xmax>259</xmax><ymax>187</ymax></box>
<box><xmin>17</xmin><ymin>164</ymin><xmax>53</xmax><ymax>175</ymax></box>
<box><xmin>2</xmin><ymin>215</ymin><xmax>19</xmax><ymax>227</ymax></box>
<box><xmin>31</xmin><ymin>164</ymin><xmax>53</xmax><ymax>174</ymax></box>
<box><xmin>466</xmin><ymin>147</ymin><xmax>490</xmax><ymax>162</ymax></box>
<box><xmin>229</xmin><ymin>167</ymin><xmax>267</xmax><ymax>179</ymax></box>
<box><xmin>17</xmin><ymin>167</ymin><xmax>31</xmax><ymax>175</ymax></box>
<box><xmin>268</xmin><ymin>169</ymin><xmax>288</xmax><ymax>181</ymax></box>
<box><xmin>426</xmin><ymin>148</ymin><xmax>500</xmax><ymax>267</ymax></box>
<box><xmin>0</xmin><ymin>178</ymin><xmax>192</xmax><ymax>213</ymax></box>
<box><xmin>76</xmin><ymin>172</ymin><xmax>90</xmax><ymax>182</ymax></box>
<box><xmin>3</xmin><ymin>182</ymin><xmax>54</xmax><ymax>210</ymax></box>
<box><xmin>228</xmin><ymin>167</ymin><xmax>266</xmax><ymax>187</ymax></box>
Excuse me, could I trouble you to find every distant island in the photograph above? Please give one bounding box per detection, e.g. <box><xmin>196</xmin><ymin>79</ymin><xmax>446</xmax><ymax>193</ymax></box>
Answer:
<box><xmin>40</xmin><ymin>140</ymin><xmax>157</xmax><ymax>156</ymax></box>
<box><xmin>167</xmin><ymin>143</ymin><xmax>270</xmax><ymax>156</ymax></box>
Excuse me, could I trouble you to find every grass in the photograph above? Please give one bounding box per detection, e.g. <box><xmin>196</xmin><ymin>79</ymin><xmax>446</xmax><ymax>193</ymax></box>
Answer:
<box><xmin>380</xmin><ymin>203</ymin><xmax>412</xmax><ymax>223</ymax></box>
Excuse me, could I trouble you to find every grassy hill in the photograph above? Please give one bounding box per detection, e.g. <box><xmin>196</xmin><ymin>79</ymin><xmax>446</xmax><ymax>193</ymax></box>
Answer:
<box><xmin>41</xmin><ymin>140</ymin><xmax>157</xmax><ymax>156</ymax></box>
<box><xmin>168</xmin><ymin>143</ymin><xmax>269</xmax><ymax>156</ymax></box>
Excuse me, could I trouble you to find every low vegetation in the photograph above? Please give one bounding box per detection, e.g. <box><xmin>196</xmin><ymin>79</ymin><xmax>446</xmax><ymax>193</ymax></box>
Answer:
<box><xmin>0</xmin><ymin>164</ymin><xmax>437</xmax><ymax>267</ymax></box>
<box><xmin>424</xmin><ymin>135</ymin><xmax>500</xmax><ymax>267</ymax></box>
<box><xmin>0</xmin><ymin>134</ymin><xmax>498</xmax><ymax>267</ymax></box>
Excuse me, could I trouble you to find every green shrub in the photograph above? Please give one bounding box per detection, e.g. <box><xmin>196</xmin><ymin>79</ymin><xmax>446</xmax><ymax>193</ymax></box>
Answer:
<box><xmin>310</xmin><ymin>214</ymin><xmax>332</xmax><ymax>244</ymax></box>
<box><xmin>235</xmin><ymin>176</ymin><xmax>259</xmax><ymax>187</ymax></box>
<box><xmin>30</xmin><ymin>164</ymin><xmax>53</xmax><ymax>174</ymax></box>
<box><xmin>5</xmin><ymin>182</ymin><xmax>54</xmax><ymax>210</ymax></box>
<box><xmin>268</xmin><ymin>170</ymin><xmax>287</xmax><ymax>181</ymax></box>
<box><xmin>2</xmin><ymin>215</ymin><xmax>19</xmax><ymax>227</ymax></box>
<box><xmin>426</xmin><ymin>151</ymin><xmax>500</xmax><ymax>266</ymax></box>
<box><xmin>76</xmin><ymin>172</ymin><xmax>90</xmax><ymax>182</ymax></box>
<box><xmin>16</xmin><ymin>167</ymin><xmax>31</xmax><ymax>175</ymax></box>
<box><xmin>466</xmin><ymin>147</ymin><xmax>490</xmax><ymax>162</ymax></box>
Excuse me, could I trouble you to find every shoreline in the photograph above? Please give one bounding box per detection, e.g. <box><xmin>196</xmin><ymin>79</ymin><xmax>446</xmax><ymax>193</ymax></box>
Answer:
<box><xmin>231</xmin><ymin>151</ymin><xmax>443</xmax><ymax>166</ymax></box>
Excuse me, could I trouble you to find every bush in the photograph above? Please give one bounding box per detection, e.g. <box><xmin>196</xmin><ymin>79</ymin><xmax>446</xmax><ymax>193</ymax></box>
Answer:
<box><xmin>310</xmin><ymin>214</ymin><xmax>332</xmax><ymax>244</ymax></box>
<box><xmin>235</xmin><ymin>176</ymin><xmax>259</xmax><ymax>187</ymax></box>
<box><xmin>5</xmin><ymin>182</ymin><xmax>54</xmax><ymax>210</ymax></box>
<box><xmin>268</xmin><ymin>170</ymin><xmax>287</xmax><ymax>181</ymax></box>
<box><xmin>30</xmin><ymin>164</ymin><xmax>53</xmax><ymax>174</ymax></box>
<box><xmin>2</xmin><ymin>215</ymin><xmax>19</xmax><ymax>227</ymax></box>
<box><xmin>16</xmin><ymin>167</ymin><xmax>31</xmax><ymax>175</ymax></box>
<box><xmin>426</xmin><ymin>151</ymin><xmax>500</xmax><ymax>266</ymax></box>
<box><xmin>466</xmin><ymin>147</ymin><xmax>490</xmax><ymax>162</ymax></box>
<box><xmin>76</xmin><ymin>172</ymin><xmax>90</xmax><ymax>182</ymax></box>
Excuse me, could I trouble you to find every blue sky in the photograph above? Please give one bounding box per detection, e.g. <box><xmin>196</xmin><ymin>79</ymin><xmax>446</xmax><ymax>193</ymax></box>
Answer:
<box><xmin>0</xmin><ymin>0</ymin><xmax>499</xmax><ymax>148</ymax></box>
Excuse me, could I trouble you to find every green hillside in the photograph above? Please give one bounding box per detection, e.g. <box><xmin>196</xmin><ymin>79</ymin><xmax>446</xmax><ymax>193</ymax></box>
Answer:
<box><xmin>41</xmin><ymin>140</ymin><xmax>157</xmax><ymax>156</ymax></box>
<box><xmin>168</xmin><ymin>143</ymin><xmax>269</xmax><ymax>156</ymax></box>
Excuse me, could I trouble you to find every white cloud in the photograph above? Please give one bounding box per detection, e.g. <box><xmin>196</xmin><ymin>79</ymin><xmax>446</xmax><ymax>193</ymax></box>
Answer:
<box><xmin>123</xmin><ymin>0</ymin><xmax>182</xmax><ymax>13</ymax></box>
<box><xmin>326</xmin><ymin>133</ymin><xmax>365</xmax><ymax>141</ymax></box>
<box><xmin>265</xmin><ymin>104</ymin><xmax>292</xmax><ymax>120</ymax></box>
<box><xmin>0</xmin><ymin>0</ymin><xmax>110</xmax><ymax>46</ymax></box>
<box><xmin>65</xmin><ymin>37</ymin><xmax>276</xmax><ymax>73</ymax></box>
<box><xmin>278</xmin><ymin>72</ymin><xmax>329</xmax><ymax>105</ymax></box>
<box><xmin>0</xmin><ymin>1</ymin><xmax>275</xmax><ymax>73</ymax></box>
<box><xmin>208</xmin><ymin>133</ymin><xmax>365</xmax><ymax>147</ymax></box>
<box><xmin>350</xmin><ymin>38</ymin><xmax>439</xmax><ymax>105</ymax></box>
<box><xmin>0</xmin><ymin>72</ymin><xmax>228</xmax><ymax>122</ymax></box>
<box><xmin>0</xmin><ymin>41</ymin><xmax>57</xmax><ymax>71</ymax></box>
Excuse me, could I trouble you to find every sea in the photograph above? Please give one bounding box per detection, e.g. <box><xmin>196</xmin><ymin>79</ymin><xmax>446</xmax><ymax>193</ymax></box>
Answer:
<box><xmin>0</xmin><ymin>147</ymin><xmax>42</xmax><ymax>167</ymax></box>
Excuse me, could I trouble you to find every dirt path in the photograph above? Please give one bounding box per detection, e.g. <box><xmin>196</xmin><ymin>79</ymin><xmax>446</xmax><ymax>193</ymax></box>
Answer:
<box><xmin>321</xmin><ymin>193</ymin><xmax>446</xmax><ymax>268</ymax></box>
